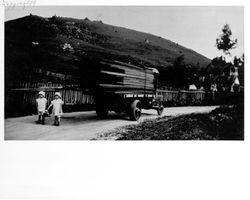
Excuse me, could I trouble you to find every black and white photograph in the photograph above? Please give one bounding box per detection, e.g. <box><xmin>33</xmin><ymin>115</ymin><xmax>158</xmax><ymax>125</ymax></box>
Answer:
<box><xmin>0</xmin><ymin>1</ymin><xmax>249</xmax><ymax>200</ymax></box>
<box><xmin>4</xmin><ymin>5</ymin><xmax>244</xmax><ymax>140</ymax></box>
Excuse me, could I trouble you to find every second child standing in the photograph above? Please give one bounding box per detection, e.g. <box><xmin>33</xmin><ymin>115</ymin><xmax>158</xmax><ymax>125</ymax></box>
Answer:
<box><xmin>47</xmin><ymin>92</ymin><xmax>64</xmax><ymax>126</ymax></box>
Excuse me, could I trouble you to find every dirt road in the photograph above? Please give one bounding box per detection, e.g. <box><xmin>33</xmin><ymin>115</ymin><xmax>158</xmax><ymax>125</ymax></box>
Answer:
<box><xmin>5</xmin><ymin>106</ymin><xmax>218</xmax><ymax>140</ymax></box>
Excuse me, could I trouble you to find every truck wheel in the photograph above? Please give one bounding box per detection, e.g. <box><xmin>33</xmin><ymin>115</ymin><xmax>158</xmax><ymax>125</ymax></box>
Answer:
<box><xmin>96</xmin><ymin>104</ymin><xmax>108</xmax><ymax>118</ymax></box>
<box><xmin>130</xmin><ymin>100</ymin><xmax>141</xmax><ymax>121</ymax></box>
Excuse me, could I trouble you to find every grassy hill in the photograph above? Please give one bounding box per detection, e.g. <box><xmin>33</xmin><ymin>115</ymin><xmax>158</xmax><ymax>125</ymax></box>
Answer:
<box><xmin>5</xmin><ymin>14</ymin><xmax>211</xmax><ymax>89</ymax></box>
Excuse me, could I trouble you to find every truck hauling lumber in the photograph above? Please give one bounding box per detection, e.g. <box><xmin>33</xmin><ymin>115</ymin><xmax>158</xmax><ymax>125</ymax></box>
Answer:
<box><xmin>94</xmin><ymin>59</ymin><xmax>164</xmax><ymax>120</ymax></box>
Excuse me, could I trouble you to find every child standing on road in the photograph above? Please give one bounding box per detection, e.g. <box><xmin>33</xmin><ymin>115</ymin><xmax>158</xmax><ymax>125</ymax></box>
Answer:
<box><xmin>36</xmin><ymin>91</ymin><xmax>48</xmax><ymax>125</ymax></box>
<box><xmin>47</xmin><ymin>92</ymin><xmax>64</xmax><ymax>126</ymax></box>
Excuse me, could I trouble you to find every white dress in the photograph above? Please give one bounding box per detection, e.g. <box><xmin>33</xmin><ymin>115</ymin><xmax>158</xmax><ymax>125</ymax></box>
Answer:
<box><xmin>51</xmin><ymin>99</ymin><xmax>64</xmax><ymax>116</ymax></box>
<box><xmin>36</xmin><ymin>98</ymin><xmax>47</xmax><ymax>113</ymax></box>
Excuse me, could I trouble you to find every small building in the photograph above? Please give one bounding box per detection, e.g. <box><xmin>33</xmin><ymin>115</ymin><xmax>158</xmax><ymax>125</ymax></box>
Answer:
<box><xmin>229</xmin><ymin>66</ymin><xmax>240</xmax><ymax>92</ymax></box>
<box><xmin>189</xmin><ymin>84</ymin><xmax>197</xmax><ymax>90</ymax></box>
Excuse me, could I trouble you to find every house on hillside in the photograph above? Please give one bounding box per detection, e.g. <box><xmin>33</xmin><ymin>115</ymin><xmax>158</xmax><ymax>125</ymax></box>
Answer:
<box><xmin>189</xmin><ymin>84</ymin><xmax>197</xmax><ymax>90</ymax></box>
<box><xmin>229</xmin><ymin>66</ymin><xmax>240</xmax><ymax>92</ymax></box>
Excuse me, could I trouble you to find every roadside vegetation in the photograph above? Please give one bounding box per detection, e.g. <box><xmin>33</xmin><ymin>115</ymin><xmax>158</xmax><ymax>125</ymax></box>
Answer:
<box><xmin>98</xmin><ymin>105</ymin><xmax>243</xmax><ymax>140</ymax></box>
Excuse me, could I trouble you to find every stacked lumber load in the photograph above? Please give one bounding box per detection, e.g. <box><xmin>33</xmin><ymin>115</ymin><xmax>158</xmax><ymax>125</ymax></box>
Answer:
<box><xmin>97</xmin><ymin>60</ymin><xmax>156</xmax><ymax>94</ymax></box>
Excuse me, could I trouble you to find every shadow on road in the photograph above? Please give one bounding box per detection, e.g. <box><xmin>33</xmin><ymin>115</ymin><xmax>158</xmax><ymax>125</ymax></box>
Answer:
<box><xmin>61</xmin><ymin>111</ymin><xmax>159</xmax><ymax>124</ymax></box>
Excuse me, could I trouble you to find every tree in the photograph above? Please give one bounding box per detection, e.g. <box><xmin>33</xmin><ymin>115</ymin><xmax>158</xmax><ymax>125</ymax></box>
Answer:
<box><xmin>216</xmin><ymin>24</ymin><xmax>237</xmax><ymax>55</ymax></box>
<box><xmin>174</xmin><ymin>54</ymin><xmax>185</xmax><ymax>67</ymax></box>
<box><xmin>173</xmin><ymin>54</ymin><xmax>189</xmax><ymax>88</ymax></box>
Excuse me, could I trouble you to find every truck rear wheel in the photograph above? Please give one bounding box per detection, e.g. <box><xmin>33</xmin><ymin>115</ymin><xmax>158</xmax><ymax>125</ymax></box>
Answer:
<box><xmin>129</xmin><ymin>100</ymin><xmax>141</xmax><ymax>121</ymax></box>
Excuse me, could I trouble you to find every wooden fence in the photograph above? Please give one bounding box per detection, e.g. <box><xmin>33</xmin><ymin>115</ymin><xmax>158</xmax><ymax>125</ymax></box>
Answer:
<box><xmin>10</xmin><ymin>89</ymin><xmax>94</xmax><ymax>105</ymax></box>
<box><xmin>5</xmin><ymin>88</ymin><xmax>95</xmax><ymax>117</ymax></box>
<box><xmin>156</xmin><ymin>90</ymin><xmax>206</xmax><ymax>106</ymax></box>
<box><xmin>6</xmin><ymin>87</ymin><xmax>222</xmax><ymax>117</ymax></box>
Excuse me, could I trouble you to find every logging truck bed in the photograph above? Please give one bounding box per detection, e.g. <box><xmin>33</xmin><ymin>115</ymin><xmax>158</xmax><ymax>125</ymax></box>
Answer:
<box><xmin>97</xmin><ymin>60</ymin><xmax>156</xmax><ymax>93</ymax></box>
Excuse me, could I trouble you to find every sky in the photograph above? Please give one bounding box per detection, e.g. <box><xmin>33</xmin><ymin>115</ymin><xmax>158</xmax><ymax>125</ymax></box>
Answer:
<box><xmin>5</xmin><ymin>6</ymin><xmax>244</xmax><ymax>60</ymax></box>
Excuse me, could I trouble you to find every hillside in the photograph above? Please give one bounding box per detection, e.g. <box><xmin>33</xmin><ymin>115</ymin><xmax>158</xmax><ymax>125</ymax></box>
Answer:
<box><xmin>5</xmin><ymin>14</ymin><xmax>211</xmax><ymax>89</ymax></box>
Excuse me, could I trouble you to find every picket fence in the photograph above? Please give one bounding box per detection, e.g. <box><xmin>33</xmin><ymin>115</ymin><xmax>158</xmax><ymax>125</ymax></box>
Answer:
<box><xmin>156</xmin><ymin>90</ymin><xmax>206</xmax><ymax>105</ymax></box>
<box><xmin>11</xmin><ymin>89</ymin><xmax>94</xmax><ymax>106</ymax></box>
<box><xmin>6</xmin><ymin>87</ymin><xmax>209</xmax><ymax>117</ymax></box>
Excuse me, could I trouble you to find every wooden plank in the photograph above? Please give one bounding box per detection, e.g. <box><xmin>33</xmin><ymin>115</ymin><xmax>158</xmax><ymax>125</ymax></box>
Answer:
<box><xmin>100</xmin><ymin>70</ymin><xmax>154</xmax><ymax>81</ymax></box>
<box><xmin>98</xmin><ymin>84</ymin><xmax>154</xmax><ymax>91</ymax></box>
<box><xmin>101</xmin><ymin>62</ymin><xmax>154</xmax><ymax>77</ymax></box>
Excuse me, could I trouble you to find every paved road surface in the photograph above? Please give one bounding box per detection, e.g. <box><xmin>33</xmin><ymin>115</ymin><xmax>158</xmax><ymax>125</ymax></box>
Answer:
<box><xmin>5</xmin><ymin>106</ymin><xmax>218</xmax><ymax>140</ymax></box>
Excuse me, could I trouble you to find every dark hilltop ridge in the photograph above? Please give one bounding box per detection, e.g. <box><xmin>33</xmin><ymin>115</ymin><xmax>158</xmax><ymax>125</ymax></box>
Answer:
<box><xmin>5</xmin><ymin>14</ymin><xmax>211</xmax><ymax>89</ymax></box>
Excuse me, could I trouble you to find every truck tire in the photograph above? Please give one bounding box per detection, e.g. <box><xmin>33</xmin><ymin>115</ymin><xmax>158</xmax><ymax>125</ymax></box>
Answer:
<box><xmin>96</xmin><ymin>103</ymin><xmax>108</xmax><ymax>118</ymax></box>
<box><xmin>129</xmin><ymin>100</ymin><xmax>141</xmax><ymax>121</ymax></box>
